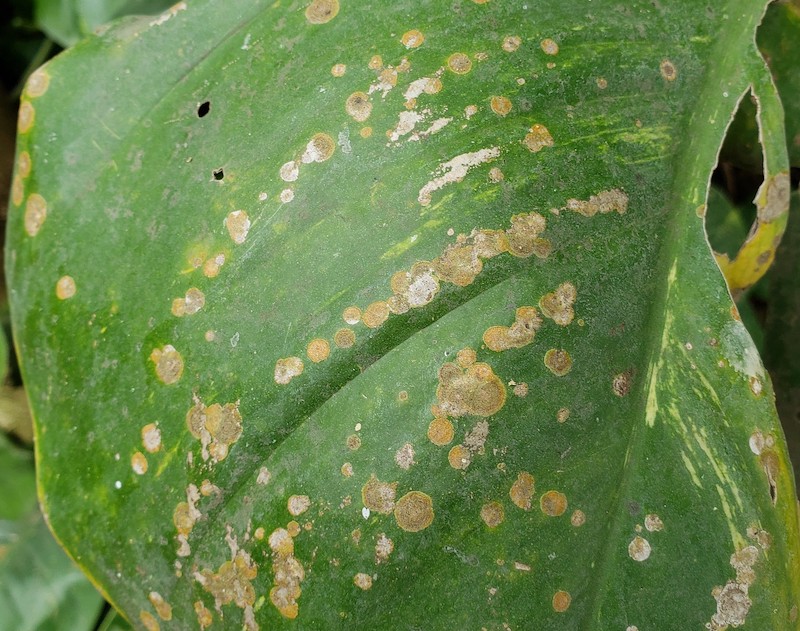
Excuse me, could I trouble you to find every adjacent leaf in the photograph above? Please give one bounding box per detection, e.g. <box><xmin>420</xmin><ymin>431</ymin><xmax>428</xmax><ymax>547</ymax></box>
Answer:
<box><xmin>6</xmin><ymin>1</ymin><xmax>800</xmax><ymax>629</ymax></box>
<box><xmin>34</xmin><ymin>0</ymin><xmax>174</xmax><ymax>47</ymax></box>
<box><xmin>0</xmin><ymin>433</ymin><xmax>104</xmax><ymax>631</ymax></box>
<box><xmin>765</xmin><ymin>189</ymin><xmax>800</xmax><ymax>487</ymax></box>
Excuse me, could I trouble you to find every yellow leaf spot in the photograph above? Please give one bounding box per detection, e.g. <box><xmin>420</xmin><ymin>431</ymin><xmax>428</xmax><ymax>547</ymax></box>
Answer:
<box><xmin>401</xmin><ymin>29</ymin><xmax>425</xmax><ymax>49</ymax></box>
<box><xmin>490</xmin><ymin>95</ymin><xmax>512</xmax><ymax>116</ymax></box>
<box><xmin>510</xmin><ymin>472</ymin><xmax>535</xmax><ymax>510</ymax></box>
<box><xmin>394</xmin><ymin>491</ymin><xmax>434</xmax><ymax>532</ymax></box>
<box><xmin>480</xmin><ymin>501</ymin><xmax>505</xmax><ymax>527</ymax></box>
<box><xmin>55</xmin><ymin>275</ymin><xmax>76</xmax><ymax>300</ymax></box>
<box><xmin>305</xmin><ymin>0</ymin><xmax>339</xmax><ymax>24</ymax></box>
<box><xmin>544</xmin><ymin>349</ymin><xmax>572</xmax><ymax>376</ymax></box>
<box><xmin>447</xmin><ymin>52</ymin><xmax>472</xmax><ymax>74</ymax></box>
<box><xmin>306</xmin><ymin>338</ymin><xmax>331</xmax><ymax>363</ymax></box>
<box><xmin>149</xmin><ymin>345</ymin><xmax>184</xmax><ymax>385</ymax></box>
<box><xmin>24</xmin><ymin>193</ymin><xmax>47</xmax><ymax>237</ymax></box>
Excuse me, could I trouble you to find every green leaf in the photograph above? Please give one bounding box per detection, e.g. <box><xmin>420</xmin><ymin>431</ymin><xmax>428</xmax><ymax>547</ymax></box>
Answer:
<box><xmin>34</xmin><ymin>0</ymin><xmax>175</xmax><ymax>47</ymax></box>
<box><xmin>0</xmin><ymin>433</ymin><xmax>104</xmax><ymax>631</ymax></box>
<box><xmin>765</xmin><ymin>188</ymin><xmax>800</xmax><ymax>487</ymax></box>
<box><xmin>7</xmin><ymin>1</ymin><xmax>800</xmax><ymax>629</ymax></box>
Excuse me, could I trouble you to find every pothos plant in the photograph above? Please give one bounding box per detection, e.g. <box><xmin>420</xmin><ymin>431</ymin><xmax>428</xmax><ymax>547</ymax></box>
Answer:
<box><xmin>5</xmin><ymin>0</ymin><xmax>800</xmax><ymax>629</ymax></box>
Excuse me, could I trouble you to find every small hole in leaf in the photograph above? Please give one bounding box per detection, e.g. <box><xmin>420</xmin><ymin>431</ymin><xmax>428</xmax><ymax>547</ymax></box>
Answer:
<box><xmin>213</xmin><ymin>168</ymin><xmax>224</xmax><ymax>181</ymax></box>
<box><xmin>197</xmin><ymin>101</ymin><xmax>211</xmax><ymax>118</ymax></box>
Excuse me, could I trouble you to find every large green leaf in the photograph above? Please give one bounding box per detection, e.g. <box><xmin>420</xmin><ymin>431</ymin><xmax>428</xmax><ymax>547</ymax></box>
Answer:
<box><xmin>6</xmin><ymin>1</ymin><xmax>800</xmax><ymax>628</ymax></box>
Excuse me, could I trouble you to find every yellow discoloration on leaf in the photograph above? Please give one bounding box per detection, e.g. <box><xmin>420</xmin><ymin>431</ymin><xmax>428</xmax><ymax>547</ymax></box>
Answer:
<box><xmin>334</xmin><ymin>328</ymin><xmax>356</xmax><ymax>348</ymax></box>
<box><xmin>540</xmin><ymin>38</ymin><xmax>559</xmax><ymax>55</ymax></box>
<box><xmin>502</xmin><ymin>36</ymin><xmax>521</xmax><ymax>52</ymax></box>
<box><xmin>558</xmin><ymin>189</ymin><xmax>629</xmax><ymax>216</ymax></box>
<box><xmin>628</xmin><ymin>535</ymin><xmax>651</xmax><ymax>561</ymax></box>
<box><xmin>394</xmin><ymin>491</ymin><xmax>434</xmax><ymax>532</ymax></box>
<box><xmin>198</xmin><ymin>549</ymin><xmax>258</xmax><ymax>611</ymax></box>
<box><xmin>346</xmin><ymin>92</ymin><xmax>372</xmax><ymax>122</ymax></box>
<box><xmin>17</xmin><ymin>151</ymin><xmax>31</xmax><ymax>178</ymax></box>
<box><xmin>288</xmin><ymin>495</ymin><xmax>311</xmax><ymax>516</ymax></box>
<box><xmin>225</xmin><ymin>210</ymin><xmax>251</xmax><ymax>244</ymax></box>
<box><xmin>171</xmin><ymin>287</ymin><xmax>205</xmax><ymax>316</ymax></box>
<box><xmin>571</xmin><ymin>510</ymin><xmax>586</xmax><ymax>527</ymax></box>
<box><xmin>194</xmin><ymin>601</ymin><xmax>213</xmax><ymax>629</ymax></box>
<box><xmin>141</xmin><ymin>423</ymin><xmax>162</xmax><ymax>453</ymax></box>
<box><xmin>660</xmin><ymin>59</ymin><xmax>677</xmax><ymax>81</ymax></box>
<box><xmin>362</xmin><ymin>300</ymin><xmax>390</xmax><ymax>328</ymax></box>
<box><xmin>139</xmin><ymin>611</ymin><xmax>160</xmax><ymax>631</ymax></box>
<box><xmin>25</xmin><ymin>67</ymin><xmax>50</xmax><ymax>98</ymax></box>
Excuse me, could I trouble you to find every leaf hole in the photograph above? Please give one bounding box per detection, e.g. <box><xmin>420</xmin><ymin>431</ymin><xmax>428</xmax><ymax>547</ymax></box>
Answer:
<box><xmin>213</xmin><ymin>168</ymin><xmax>224</xmax><ymax>181</ymax></box>
<box><xmin>197</xmin><ymin>101</ymin><xmax>211</xmax><ymax>118</ymax></box>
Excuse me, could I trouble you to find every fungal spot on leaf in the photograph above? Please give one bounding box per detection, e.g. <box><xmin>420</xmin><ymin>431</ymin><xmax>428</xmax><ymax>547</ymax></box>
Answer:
<box><xmin>306</xmin><ymin>338</ymin><xmax>330</xmax><ymax>363</ymax></box>
<box><xmin>18</xmin><ymin>101</ymin><xmax>34</xmax><ymax>133</ymax></box>
<box><xmin>480</xmin><ymin>501</ymin><xmax>505</xmax><ymax>528</ymax></box>
<box><xmin>346</xmin><ymin>91</ymin><xmax>372</xmax><ymax>122</ymax></box>
<box><xmin>25</xmin><ymin>67</ymin><xmax>50</xmax><ymax>98</ymax></box>
<box><xmin>644</xmin><ymin>514</ymin><xmax>664</xmax><ymax>532</ymax></box>
<box><xmin>483</xmin><ymin>306</ymin><xmax>542</xmax><ymax>352</ymax></box>
<box><xmin>141</xmin><ymin>423</ymin><xmax>162</xmax><ymax>453</ymax></box>
<box><xmin>436</xmin><ymin>360</ymin><xmax>506</xmax><ymax>417</ymax></box>
<box><xmin>401</xmin><ymin>29</ymin><xmax>425</xmax><ymax>49</ymax></box>
<box><xmin>257</xmin><ymin>467</ymin><xmax>271</xmax><ymax>485</ymax></box>
<box><xmin>302</xmin><ymin>133</ymin><xmax>336</xmax><ymax>163</ymax></box>
<box><xmin>428</xmin><ymin>417</ymin><xmax>455</xmax><ymax>446</ymax></box>
<box><xmin>390</xmin><ymin>262</ymin><xmax>440</xmax><ymax>311</ymax></box>
<box><xmin>343</xmin><ymin>307</ymin><xmax>361</xmax><ymax>325</ymax></box>
<box><xmin>375</xmin><ymin>533</ymin><xmax>394</xmax><ymax>563</ymax></box>
<box><xmin>502</xmin><ymin>36</ymin><xmax>521</xmax><ymax>52</ymax></box>
<box><xmin>194</xmin><ymin>601</ymin><xmax>213</xmax><ymax>628</ymax></box>
<box><xmin>559</xmin><ymin>189</ymin><xmax>629</xmax><ymax>216</ymax></box>
<box><xmin>612</xmin><ymin>370</ymin><xmax>633</xmax><ymax>397</ymax></box>
<box><xmin>418</xmin><ymin>146</ymin><xmax>500</xmax><ymax>206</ymax></box>
<box><xmin>11</xmin><ymin>175</ymin><xmax>24</xmax><ymax>206</ymax></box>
<box><xmin>505</xmin><ymin>212</ymin><xmax>552</xmax><ymax>258</ymax></box>
<box><xmin>17</xmin><ymin>151</ymin><xmax>31</xmax><ymax>178</ymax></box>
<box><xmin>362</xmin><ymin>301</ymin><xmax>390</xmax><ymax>328</ymax></box>
<box><xmin>139</xmin><ymin>611</ymin><xmax>160</xmax><ymax>631</ymax></box>
<box><xmin>523</xmin><ymin>124</ymin><xmax>554</xmax><ymax>152</ymax></box>
<box><xmin>202</xmin><ymin>253</ymin><xmax>226</xmax><ymax>278</ymax></box>
<box><xmin>540</xmin><ymin>491</ymin><xmax>568</xmax><ymax>516</ymax></box>
<box><xmin>354</xmin><ymin>573</ymin><xmax>373</xmax><ymax>590</ymax></box>
<box><xmin>539</xmin><ymin>282</ymin><xmax>577</xmax><ymax>326</ymax></box>
<box><xmin>513</xmin><ymin>382</ymin><xmax>528</xmax><ymax>397</ymax></box>
<box><xmin>225</xmin><ymin>210</ymin><xmax>251</xmax><ymax>244</ymax></box>
<box><xmin>341</xmin><ymin>462</ymin><xmax>354</xmax><ymax>477</ymax></box>
<box><xmin>490</xmin><ymin>96</ymin><xmax>512</xmax><ymax>116</ymax></box>
<box><xmin>447</xmin><ymin>52</ymin><xmax>472</xmax><ymax>74</ymax></box>
<box><xmin>544</xmin><ymin>349</ymin><xmax>572</xmax><ymax>376</ymax></box>
<box><xmin>362</xmin><ymin>475</ymin><xmax>397</xmax><ymax>514</ymax></box>
<box><xmin>55</xmin><ymin>275</ymin><xmax>76</xmax><ymax>300</ymax></box>
<box><xmin>131</xmin><ymin>451</ymin><xmax>148</xmax><ymax>475</ymax></box>
<box><xmin>288</xmin><ymin>495</ymin><xmax>311</xmax><ymax>516</ymax></box>
<box><xmin>394</xmin><ymin>491</ymin><xmax>434</xmax><ymax>532</ymax></box>
<box><xmin>347</xmin><ymin>434</ymin><xmax>362</xmax><ymax>450</ymax></box>
<box><xmin>274</xmin><ymin>357</ymin><xmax>304</xmax><ymax>385</ymax></box>
<box><xmin>197</xmin><ymin>101</ymin><xmax>210</xmax><ymax>117</ymax></box>
<box><xmin>280</xmin><ymin>161</ymin><xmax>299</xmax><ymax>182</ymax></box>
<box><xmin>707</xmin><ymin>546</ymin><xmax>759</xmax><ymax>630</ymax></box>
<box><xmin>368</xmin><ymin>55</ymin><xmax>383</xmax><ymax>70</ymax></box>
<box><xmin>540</xmin><ymin>38</ymin><xmax>559</xmax><ymax>55</ymax></box>
<box><xmin>395</xmin><ymin>443</ymin><xmax>415</xmax><ymax>469</ymax></box>
<box><xmin>198</xmin><ymin>549</ymin><xmax>258</xmax><ymax>613</ymax></box>
<box><xmin>186</xmin><ymin>399</ymin><xmax>243</xmax><ymax>462</ymax></box>
<box><xmin>571</xmin><ymin>509</ymin><xmax>586</xmax><ymax>527</ymax></box>
<box><xmin>448</xmin><ymin>444</ymin><xmax>471</xmax><ymax>470</ymax></box>
<box><xmin>24</xmin><ymin>193</ymin><xmax>47</xmax><ymax>237</ymax></box>
<box><xmin>510</xmin><ymin>472</ymin><xmax>535</xmax><ymax>510</ymax></box>
<box><xmin>660</xmin><ymin>59</ymin><xmax>677</xmax><ymax>81</ymax></box>
<box><xmin>171</xmin><ymin>287</ymin><xmax>205</xmax><ymax>317</ymax></box>
<box><xmin>552</xmin><ymin>590</ymin><xmax>571</xmax><ymax>612</ymax></box>
<box><xmin>148</xmin><ymin>592</ymin><xmax>172</xmax><ymax>621</ymax></box>
<box><xmin>149</xmin><ymin>345</ymin><xmax>184</xmax><ymax>385</ymax></box>
<box><xmin>334</xmin><ymin>328</ymin><xmax>356</xmax><ymax>348</ymax></box>
<box><xmin>557</xmin><ymin>407</ymin><xmax>570</xmax><ymax>423</ymax></box>
<box><xmin>305</xmin><ymin>0</ymin><xmax>339</xmax><ymax>24</ymax></box>
<box><xmin>628</xmin><ymin>536</ymin><xmax>651</xmax><ymax>561</ymax></box>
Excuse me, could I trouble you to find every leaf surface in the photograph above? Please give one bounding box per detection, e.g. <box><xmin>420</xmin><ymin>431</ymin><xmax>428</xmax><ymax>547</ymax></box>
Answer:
<box><xmin>6</xmin><ymin>1</ymin><xmax>800</xmax><ymax>629</ymax></box>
